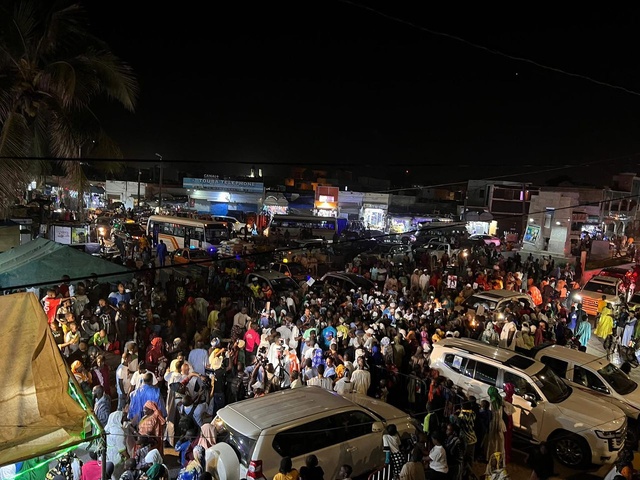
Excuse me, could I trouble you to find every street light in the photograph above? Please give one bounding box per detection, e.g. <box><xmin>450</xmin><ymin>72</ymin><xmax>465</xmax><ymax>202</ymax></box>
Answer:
<box><xmin>155</xmin><ymin>153</ymin><xmax>163</xmax><ymax>209</ymax></box>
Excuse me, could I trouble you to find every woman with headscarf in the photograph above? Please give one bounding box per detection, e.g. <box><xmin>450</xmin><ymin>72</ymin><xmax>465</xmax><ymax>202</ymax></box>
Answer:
<box><xmin>502</xmin><ymin>383</ymin><xmax>516</xmax><ymax>464</ymax></box>
<box><xmin>196</xmin><ymin>423</ymin><xmax>217</xmax><ymax>449</ymax></box>
<box><xmin>71</xmin><ymin>360</ymin><xmax>94</xmax><ymax>403</ymax></box>
<box><xmin>71</xmin><ymin>360</ymin><xmax>92</xmax><ymax>385</ymax></box>
<box><xmin>137</xmin><ymin>401</ymin><xmax>166</xmax><ymax>457</ymax></box>
<box><xmin>594</xmin><ymin>304</ymin><xmax>615</xmax><ymax>339</ymax></box>
<box><xmin>177</xmin><ymin>445</ymin><xmax>205</xmax><ymax>480</ymax></box>
<box><xmin>485</xmin><ymin>386</ymin><xmax>506</xmax><ymax>462</ymax></box>
<box><xmin>140</xmin><ymin>450</ymin><xmax>170</xmax><ymax>480</ymax></box>
<box><xmin>145</xmin><ymin>336</ymin><xmax>167</xmax><ymax>383</ymax></box>
<box><xmin>105</xmin><ymin>411</ymin><xmax>128</xmax><ymax>479</ymax></box>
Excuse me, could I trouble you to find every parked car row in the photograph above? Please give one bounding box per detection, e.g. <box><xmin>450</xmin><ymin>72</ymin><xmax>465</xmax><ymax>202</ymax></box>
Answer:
<box><xmin>429</xmin><ymin>338</ymin><xmax>628</xmax><ymax>468</ymax></box>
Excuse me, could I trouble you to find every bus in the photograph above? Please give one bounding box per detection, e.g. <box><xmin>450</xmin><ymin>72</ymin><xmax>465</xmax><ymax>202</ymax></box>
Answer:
<box><xmin>146</xmin><ymin>215</ymin><xmax>230</xmax><ymax>253</ymax></box>
<box><xmin>266</xmin><ymin>214</ymin><xmax>338</xmax><ymax>243</ymax></box>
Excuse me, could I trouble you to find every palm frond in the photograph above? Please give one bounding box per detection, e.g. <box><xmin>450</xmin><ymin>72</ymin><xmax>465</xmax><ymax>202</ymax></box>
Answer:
<box><xmin>80</xmin><ymin>50</ymin><xmax>138</xmax><ymax>111</ymax></box>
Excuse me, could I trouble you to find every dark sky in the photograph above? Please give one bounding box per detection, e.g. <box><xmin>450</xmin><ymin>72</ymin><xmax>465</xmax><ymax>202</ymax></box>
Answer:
<box><xmin>85</xmin><ymin>2</ymin><xmax>640</xmax><ymax>187</ymax></box>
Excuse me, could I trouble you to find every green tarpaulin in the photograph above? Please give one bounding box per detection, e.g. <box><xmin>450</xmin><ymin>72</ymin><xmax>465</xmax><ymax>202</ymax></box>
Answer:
<box><xmin>0</xmin><ymin>238</ymin><xmax>131</xmax><ymax>291</ymax></box>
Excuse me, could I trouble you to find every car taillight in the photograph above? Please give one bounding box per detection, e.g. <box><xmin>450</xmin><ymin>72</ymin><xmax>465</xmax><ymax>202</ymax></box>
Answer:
<box><xmin>247</xmin><ymin>460</ymin><xmax>264</xmax><ymax>479</ymax></box>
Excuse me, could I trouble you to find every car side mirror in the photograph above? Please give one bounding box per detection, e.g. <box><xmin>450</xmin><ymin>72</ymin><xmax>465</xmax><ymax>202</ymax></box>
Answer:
<box><xmin>592</xmin><ymin>385</ymin><xmax>610</xmax><ymax>395</ymax></box>
<box><xmin>523</xmin><ymin>393</ymin><xmax>537</xmax><ymax>407</ymax></box>
<box><xmin>372</xmin><ymin>421</ymin><xmax>384</xmax><ymax>433</ymax></box>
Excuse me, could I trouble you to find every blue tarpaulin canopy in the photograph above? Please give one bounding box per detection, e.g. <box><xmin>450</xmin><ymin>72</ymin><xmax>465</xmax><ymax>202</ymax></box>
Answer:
<box><xmin>0</xmin><ymin>238</ymin><xmax>132</xmax><ymax>291</ymax></box>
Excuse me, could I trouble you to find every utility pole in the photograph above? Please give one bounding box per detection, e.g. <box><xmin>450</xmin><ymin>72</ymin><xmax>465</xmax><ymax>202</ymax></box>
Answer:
<box><xmin>137</xmin><ymin>168</ymin><xmax>142</xmax><ymax>210</ymax></box>
<box><xmin>521</xmin><ymin>182</ymin><xmax>527</xmax><ymax>240</ymax></box>
<box><xmin>155</xmin><ymin>153</ymin><xmax>163</xmax><ymax>209</ymax></box>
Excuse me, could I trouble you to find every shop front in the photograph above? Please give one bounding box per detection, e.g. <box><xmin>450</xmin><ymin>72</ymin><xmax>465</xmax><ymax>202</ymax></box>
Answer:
<box><xmin>184</xmin><ymin>177</ymin><xmax>264</xmax><ymax>216</ymax></box>
<box><xmin>314</xmin><ymin>185</ymin><xmax>339</xmax><ymax>217</ymax></box>
<box><xmin>338</xmin><ymin>191</ymin><xmax>364</xmax><ymax>220</ymax></box>
<box><xmin>361</xmin><ymin>193</ymin><xmax>389</xmax><ymax>230</ymax></box>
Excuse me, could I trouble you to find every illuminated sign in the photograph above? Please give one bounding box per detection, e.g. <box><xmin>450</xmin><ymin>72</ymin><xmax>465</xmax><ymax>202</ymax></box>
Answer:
<box><xmin>183</xmin><ymin>178</ymin><xmax>264</xmax><ymax>194</ymax></box>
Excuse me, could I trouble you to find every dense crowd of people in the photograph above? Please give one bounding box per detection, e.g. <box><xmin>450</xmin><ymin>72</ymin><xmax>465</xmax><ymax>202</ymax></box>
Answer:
<box><xmin>27</xmin><ymin>234</ymin><xmax>640</xmax><ymax>479</ymax></box>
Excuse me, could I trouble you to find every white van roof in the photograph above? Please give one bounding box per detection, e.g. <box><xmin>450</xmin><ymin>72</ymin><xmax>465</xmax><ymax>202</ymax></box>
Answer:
<box><xmin>586</xmin><ymin>275</ymin><xmax>620</xmax><ymax>286</ymax></box>
<box><xmin>434</xmin><ymin>338</ymin><xmax>542</xmax><ymax>375</ymax></box>
<box><xmin>217</xmin><ymin>387</ymin><xmax>353</xmax><ymax>436</ymax></box>
<box><xmin>533</xmin><ymin>344</ymin><xmax>611</xmax><ymax>370</ymax></box>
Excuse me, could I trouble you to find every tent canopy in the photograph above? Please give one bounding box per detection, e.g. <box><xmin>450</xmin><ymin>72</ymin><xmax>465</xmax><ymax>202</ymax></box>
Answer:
<box><xmin>0</xmin><ymin>293</ymin><xmax>96</xmax><ymax>467</ymax></box>
<box><xmin>0</xmin><ymin>238</ymin><xmax>131</xmax><ymax>291</ymax></box>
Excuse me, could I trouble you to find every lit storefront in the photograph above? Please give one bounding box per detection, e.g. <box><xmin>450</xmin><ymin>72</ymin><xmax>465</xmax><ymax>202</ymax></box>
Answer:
<box><xmin>184</xmin><ymin>177</ymin><xmax>264</xmax><ymax>215</ymax></box>
<box><xmin>314</xmin><ymin>185</ymin><xmax>339</xmax><ymax>217</ymax></box>
<box><xmin>361</xmin><ymin>193</ymin><xmax>389</xmax><ymax>230</ymax></box>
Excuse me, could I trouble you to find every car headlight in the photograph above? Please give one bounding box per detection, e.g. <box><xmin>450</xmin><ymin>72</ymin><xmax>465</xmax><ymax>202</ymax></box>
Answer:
<box><xmin>595</xmin><ymin>429</ymin><xmax>620</xmax><ymax>439</ymax></box>
<box><xmin>573</xmin><ymin>294</ymin><xmax>582</xmax><ymax>302</ymax></box>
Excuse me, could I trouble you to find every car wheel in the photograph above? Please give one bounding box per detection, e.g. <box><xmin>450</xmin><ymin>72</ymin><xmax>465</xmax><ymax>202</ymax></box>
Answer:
<box><xmin>552</xmin><ymin>432</ymin><xmax>591</xmax><ymax>468</ymax></box>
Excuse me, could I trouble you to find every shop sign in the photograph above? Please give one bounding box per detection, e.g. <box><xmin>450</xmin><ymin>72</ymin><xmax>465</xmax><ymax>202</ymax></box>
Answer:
<box><xmin>183</xmin><ymin>178</ymin><xmax>264</xmax><ymax>194</ymax></box>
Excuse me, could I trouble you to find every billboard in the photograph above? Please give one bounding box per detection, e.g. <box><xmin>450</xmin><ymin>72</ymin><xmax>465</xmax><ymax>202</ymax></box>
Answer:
<box><xmin>523</xmin><ymin>225</ymin><xmax>541</xmax><ymax>244</ymax></box>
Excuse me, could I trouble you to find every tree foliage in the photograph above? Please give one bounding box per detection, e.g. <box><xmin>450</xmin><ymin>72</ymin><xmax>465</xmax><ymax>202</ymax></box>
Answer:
<box><xmin>0</xmin><ymin>0</ymin><xmax>138</xmax><ymax>212</ymax></box>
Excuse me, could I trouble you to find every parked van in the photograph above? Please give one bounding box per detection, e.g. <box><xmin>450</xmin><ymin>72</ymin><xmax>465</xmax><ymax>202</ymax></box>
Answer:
<box><xmin>578</xmin><ymin>275</ymin><xmax>623</xmax><ymax>316</ymax></box>
<box><xmin>205</xmin><ymin>387</ymin><xmax>419</xmax><ymax>480</ymax></box>
<box><xmin>530</xmin><ymin>344</ymin><xmax>640</xmax><ymax>446</ymax></box>
<box><xmin>429</xmin><ymin>338</ymin><xmax>627</xmax><ymax>467</ymax></box>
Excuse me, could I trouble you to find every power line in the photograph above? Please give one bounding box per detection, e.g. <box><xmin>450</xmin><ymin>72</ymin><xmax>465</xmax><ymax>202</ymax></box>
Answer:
<box><xmin>0</xmin><ymin>155</ymin><xmax>612</xmax><ymax>169</ymax></box>
<box><xmin>337</xmin><ymin>0</ymin><xmax>640</xmax><ymax>98</ymax></box>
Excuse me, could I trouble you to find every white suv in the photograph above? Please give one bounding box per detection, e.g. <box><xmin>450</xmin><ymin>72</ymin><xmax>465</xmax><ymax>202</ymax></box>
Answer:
<box><xmin>213</xmin><ymin>215</ymin><xmax>247</xmax><ymax>234</ymax></box>
<box><xmin>531</xmin><ymin>344</ymin><xmax>640</xmax><ymax>447</ymax></box>
<box><xmin>205</xmin><ymin>387</ymin><xmax>419</xmax><ymax>480</ymax></box>
<box><xmin>429</xmin><ymin>338</ymin><xmax>626</xmax><ymax>468</ymax></box>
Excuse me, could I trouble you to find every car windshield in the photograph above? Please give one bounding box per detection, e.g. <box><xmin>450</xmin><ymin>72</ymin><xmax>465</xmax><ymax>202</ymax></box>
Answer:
<box><xmin>532</xmin><ymin>365</ymin><xmax>571</xmax><ymax>403</ymax></box>
<box><xmin>463</xmin><ymin>295</ymin><xmax>497</xmax><ymax>311</ymax></box>
<box><xmin>214</xmin><ymin>417</ymin><xmax>257</xmax><ymax>468</ymax></box>
<box><xmin>598</xmin><ymin>363</ymin><xmax>637</xmax><ymax>395</ymax></box>
<box><xmin>271</xmin><ymin>277</ymin><xmax>300</xmax><ymax>292</ymax></box>
<box><xmin>582</xmin><ymin>281</ymin><xmax>617</xmax><ymax>296</ymax></box>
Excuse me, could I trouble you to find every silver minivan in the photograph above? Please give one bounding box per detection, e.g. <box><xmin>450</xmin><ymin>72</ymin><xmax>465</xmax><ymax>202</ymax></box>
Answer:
<box><xmin>205</xmin><ymin>387</ymin><xmax>418</xmax><ymax>480</ymax></box>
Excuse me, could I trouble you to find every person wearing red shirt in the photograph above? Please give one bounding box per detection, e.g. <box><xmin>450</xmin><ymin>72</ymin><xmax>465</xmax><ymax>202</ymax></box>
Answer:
<box><xmin>41</xmin><ymin>289</ymin><xmax>62</xmax><ymax>325</ymax></box>
<box><xmin>244</xmin><ymin>322</ymin><xmax>260</xmax><ymax>365</ymax></box>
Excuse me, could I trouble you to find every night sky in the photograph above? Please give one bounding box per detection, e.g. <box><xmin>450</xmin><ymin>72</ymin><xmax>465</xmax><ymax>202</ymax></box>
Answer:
<box><xmin>85</xmin><ymin>2</ymin><xmax>640</xmax><ymax>188</ymax></box>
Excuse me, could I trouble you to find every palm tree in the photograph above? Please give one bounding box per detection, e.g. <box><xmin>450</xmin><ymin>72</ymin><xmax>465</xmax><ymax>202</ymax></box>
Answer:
<box><xmin>0</xmin><ymin>0</ymin><xmax>139</xmax><ymax>214</ymax></box>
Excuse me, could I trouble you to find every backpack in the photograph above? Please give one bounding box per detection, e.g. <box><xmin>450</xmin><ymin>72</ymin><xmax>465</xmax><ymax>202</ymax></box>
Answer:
<box><xmin>178</xmin><ymin>404</ymin><xmax>199</xmax><ymax>436</ymax></box>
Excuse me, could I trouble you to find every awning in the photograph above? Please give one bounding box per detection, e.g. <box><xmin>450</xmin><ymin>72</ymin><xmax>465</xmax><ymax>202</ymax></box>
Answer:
<box><xmin>89</xmin><ymin>185</ymin><xmax>105</xmax><ymax>194</ymax></box>
<box><xmin>263</xmin><ymin>194</ymin><xmax>288</xmax><ymax>207</ymax></box>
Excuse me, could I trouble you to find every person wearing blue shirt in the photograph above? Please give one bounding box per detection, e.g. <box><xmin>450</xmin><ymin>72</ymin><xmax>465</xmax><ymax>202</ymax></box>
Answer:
<box><xmin>128</xmin><ymin>373</ymin><xmax>166</xmax><ymax>424</ymax></box>
<box><xmin>322</xmin><ymin>321</ymin><xmax>338</xmax><ymax>350</ymax></box>
<box><xmin>108</xmin><ymin>283</ymin><xmax>131</xmax><ymax>306</ymax></box>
